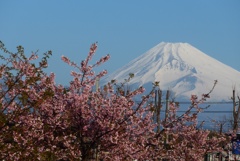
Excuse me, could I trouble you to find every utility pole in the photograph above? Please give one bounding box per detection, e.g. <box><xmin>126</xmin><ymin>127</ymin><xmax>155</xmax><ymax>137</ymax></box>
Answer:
<box><xmin>232</xmin><ymin>89</ymin><xmax>240</xmax><ymax>132</ymax></box>
<box><xmin>165</xmin><ymin>90</ymin><xmax>170</xmax><ymax>122</ymax></box>
<box><xmin>155</xmin><ymin>89</ymin><xmax>162</xmax><ymax>133</ymax></box>
<box><xmin>164</xmin><ymin>90</ymin><xmax>170</xmax><ymax>148</ymax></box>
<box><xmin>95</xmin><ymin>77</ymin><xmax>100</xmax><ymax>91</ymax></box>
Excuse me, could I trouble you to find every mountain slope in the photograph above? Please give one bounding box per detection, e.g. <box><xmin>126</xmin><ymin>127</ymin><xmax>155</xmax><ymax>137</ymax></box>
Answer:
<box><xmin>102</xmin><ymin>42</ymin><xmax>240</xmax><ymax>101</ymax></box>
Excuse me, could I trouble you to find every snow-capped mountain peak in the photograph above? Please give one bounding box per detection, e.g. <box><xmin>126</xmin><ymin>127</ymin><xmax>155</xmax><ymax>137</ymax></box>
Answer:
<box><xmin>102</xmin><ymin>42</ymin><xmax>240</xmax><ymax>101</ymax></box>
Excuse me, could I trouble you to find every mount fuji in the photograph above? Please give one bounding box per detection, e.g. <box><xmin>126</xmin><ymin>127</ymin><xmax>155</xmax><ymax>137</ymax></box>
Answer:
<box><xmin>102</xmin><ymin>42</ymin><xmax>240</xmax><ymax>101</ymax></box>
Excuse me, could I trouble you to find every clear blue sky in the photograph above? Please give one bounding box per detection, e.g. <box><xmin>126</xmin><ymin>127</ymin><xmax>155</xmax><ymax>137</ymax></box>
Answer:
<box><xmin>0</xmin><ymin>0</ymin><xmax>240</xmax><ymax>85</ymax></box>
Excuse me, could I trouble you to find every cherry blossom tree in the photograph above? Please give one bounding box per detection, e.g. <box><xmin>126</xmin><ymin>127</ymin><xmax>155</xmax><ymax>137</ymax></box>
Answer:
<box><xmin>0</xmin><ymin>41</ymin><xmax>227</xmax><ymax>161</ymax></box>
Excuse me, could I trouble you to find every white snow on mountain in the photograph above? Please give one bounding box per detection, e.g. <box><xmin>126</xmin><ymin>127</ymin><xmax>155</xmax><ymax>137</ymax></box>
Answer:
<box><xmin>102</xmin><ymin>42</ymin><xmax>240</xmax><ymax>101</ymax></box>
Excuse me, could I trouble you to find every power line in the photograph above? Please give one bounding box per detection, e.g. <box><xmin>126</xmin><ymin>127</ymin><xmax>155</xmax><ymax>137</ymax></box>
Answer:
<box><xmin>160</xmin><ymin>111</ymin><xmax>233</xmax><ymax>113</ymax></box>
<box><xmin>137</xmin><ymin>101</ymin><xmax>235</xmax><ymax>104</ymax></box>
<box><xmin>159</xmin><ymin>101</ymin><xmax>233</xmax><ymax>104</ymax></box>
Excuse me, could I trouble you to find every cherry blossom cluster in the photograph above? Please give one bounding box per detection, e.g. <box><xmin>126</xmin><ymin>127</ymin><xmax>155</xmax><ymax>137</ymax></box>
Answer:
<box><xmin>0</xmin><ymin>41</ymin><xmax>227</xmax><ymax>161</ymax></box>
